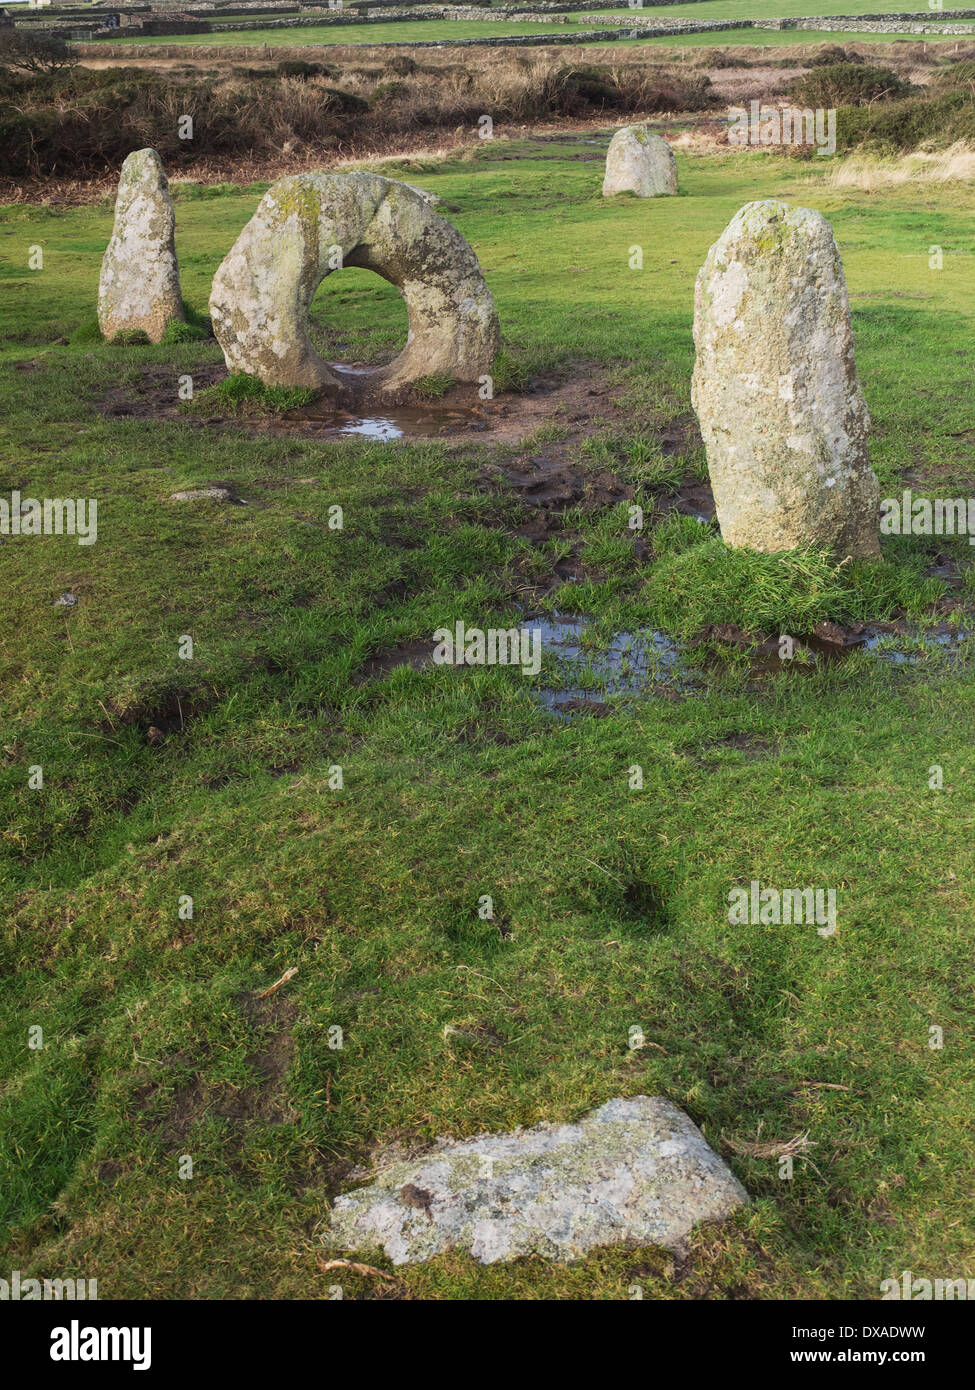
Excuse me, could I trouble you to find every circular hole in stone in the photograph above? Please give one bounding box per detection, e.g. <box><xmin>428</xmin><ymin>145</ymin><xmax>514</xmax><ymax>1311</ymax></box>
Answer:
<box><xmin>308</xmin><ymin>266</ymin><xmax>409</xmax><ymax>377</ymax></box>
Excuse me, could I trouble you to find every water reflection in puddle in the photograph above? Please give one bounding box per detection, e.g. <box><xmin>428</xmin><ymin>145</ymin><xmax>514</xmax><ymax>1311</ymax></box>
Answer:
<box><xmin>337</xmin><ymin>417</ymin><xmax>405</xmax><ymax>440</ymax></box>
<box><xmin>271</xmin><ymin>405</ymin><xmax>483</xmax><ymax>440</ymax></box>
<box><xmin>528</xmin><ymin>613</ymin><xmax>972</xmax><ymax>721</ymax></box>
<box><xmin>266</xmin><ymin>362</ymin><xmax>488</xmax><ymax>440</ymax></box>
<box><xmin>528</xmin><ymin>613</ymin><xmax>694</xmax><ymax>719</ymax></box>
<box><xmin>862</xmin><ymin>627</ymin><xmax>970</xmax><ymax>666</ymax></box>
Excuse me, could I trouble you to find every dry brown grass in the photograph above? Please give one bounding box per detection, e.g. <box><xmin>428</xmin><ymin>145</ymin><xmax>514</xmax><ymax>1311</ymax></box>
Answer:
<box><xmin>0</xmin><ymin>51</ymin><xmax>715</xmax><ymax>182</ymax></box>
<box><xmin>723</xmin><ymin>1128</ymin><xmax>816</xmax><ymax>1161</ymax></box>
<box><xmin>825</xmin><ymin>139</ymin><xmax>975</xmax><ymax>190</ymax></box>
<box><xmin>77</xmin><ymin>37</ymin><xmax>971</xmax><ymax>72</ymax></box>
<box><xmin>670</xmin><ymin>124</ymin><xmax>728</xmax><ymax>156</ymax></box>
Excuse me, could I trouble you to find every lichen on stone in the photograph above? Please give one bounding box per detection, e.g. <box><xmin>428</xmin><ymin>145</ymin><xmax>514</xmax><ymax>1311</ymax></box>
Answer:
<box><xmin>98</xmin><ymin>148</ymin><xmax>184</xmax><ymax>345</ymax></box>
<box><xmin>691</xmin><ymin>199</ymin><xmax>879</xmax><ymax>558</ymax></box>
<box><xmin>209</xmin><ymin>172</ymin><xmax>500</xmax><ymax>404</ymax></box>
<box><xmin>323</xmin><ymin>1095</ymin><xmax>748</xmax><ymax>1266</ymax></box>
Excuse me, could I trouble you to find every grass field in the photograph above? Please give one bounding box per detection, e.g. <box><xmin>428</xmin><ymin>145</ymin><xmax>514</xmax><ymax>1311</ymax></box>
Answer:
<box><xmin>106</xmin><ymin>0</ymin><xmax>975</xmax><ymax>50</ymax></box>
<box><xmin>2</xmin><ymin>135</ymin><xmax>974</xmax><ymax>1299</ymax></box>
<box><xmin>113</xmin><ymin>20</ymin><xmax>975</xmax><ymax>49</ymax></box>
<box><xmin>205</xmin><ymin>1</ymin><xmax>975</xmax><ymax>14</ymax></box>
<box><xmin>643</xmin><ymin>27</ymin><xmax>975</xmax><ymax>46</ymax></box>
<box><xmin>120</xmin><ymin>18</ymin><xmax>614</xmax><ymax>43</ymax></box>
<box><xmin>592</xmin><ymin>0</ymin><xmax>975</xmax><ymax>13</ymax></box>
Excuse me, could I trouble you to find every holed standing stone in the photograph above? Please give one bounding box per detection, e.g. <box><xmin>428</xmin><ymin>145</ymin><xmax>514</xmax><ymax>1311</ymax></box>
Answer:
<box><xmin>691</xmin><ymin>200</ymin><xmax>880</xmax><ymax>557</ymax></box>
<box><xmin>602</xmin><ymin>126</ymin><xmax>678</xmax><ymax>198</ymax></box>
<box><xmin>208</xmin><ymin>171</ymin><xmax>500</xmax><ymax>404</ymax></box>
<box><xmin>98</xmin><ymin>148</ymin><xmax>183</xmax><ymax>344</ymax></box>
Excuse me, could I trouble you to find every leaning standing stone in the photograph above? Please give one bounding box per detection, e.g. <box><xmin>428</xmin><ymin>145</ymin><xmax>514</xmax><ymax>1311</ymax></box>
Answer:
<box><xmin>602</xmin><ymin>127</ymin><xmax>678</xmax><ymax>198</ymax></box>
<box><xmin>691</xmin><ymin>200</ymin><xmax>880</xmax><ymax>558</ymax></box>
<box><xmin>98</xmin><ymin>148</ymin><xmax>183</xmax><ymax>344</ymax></box>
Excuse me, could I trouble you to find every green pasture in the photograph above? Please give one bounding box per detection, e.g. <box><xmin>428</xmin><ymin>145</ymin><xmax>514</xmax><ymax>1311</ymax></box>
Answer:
<box><xmin>1</xmin><ymin>137</ymin><xmax>973</xmax><ymax>1298</ymax></box>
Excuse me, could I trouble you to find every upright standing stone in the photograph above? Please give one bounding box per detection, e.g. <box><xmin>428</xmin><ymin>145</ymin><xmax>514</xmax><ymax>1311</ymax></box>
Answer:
<box><xmin>98</xmin><ymin>148</ymin><xmax>183</xmax><ymax>344</ymax></box>
<box><xmin>602</xmin><ymin>127</ymin><xmax>678</xmax><ymax>198</ymax></box>
<box><xmin>691</xmin><ymin>200</ymin><xmax>880</xmax><ymax>558</ymax></box>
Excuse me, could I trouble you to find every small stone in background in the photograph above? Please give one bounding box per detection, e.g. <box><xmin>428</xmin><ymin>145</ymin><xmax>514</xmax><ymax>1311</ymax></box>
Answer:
<box><xmin>603</xmin><ymin>127</ymin><xmax>679</xmax><ymax>198</ymax></box>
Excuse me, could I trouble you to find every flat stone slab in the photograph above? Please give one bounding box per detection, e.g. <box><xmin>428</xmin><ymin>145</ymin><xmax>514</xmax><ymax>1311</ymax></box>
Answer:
<box><xmin>324</xmin><ymin>1095</ymin><xmax>747</xmax><ymax>1265</ymax></box>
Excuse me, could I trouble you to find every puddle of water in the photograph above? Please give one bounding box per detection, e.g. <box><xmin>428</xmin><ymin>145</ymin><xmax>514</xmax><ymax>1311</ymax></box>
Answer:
<box><xmin>261</xmin><ymin>362</ymin><xmax>490</xmax><ymax>441</ymax></box>
<box><xmin>861</xmin><ymin>626</ymin><xmax>971</xmax><ymax>667</ymax></box>
<box><xmin>729</xmin><ymin>624</ymin><xmax>972</xmax><ymax>679</ymax></box>
<box><xmin>270</xmin><ymin>406</ymin><xmax>482</xmax><ymax>440</ymax></box>
<box><xmin>357</xmin><ymin>614</ymin><xmax>971</xmax><ymax>721</ymax></box>
<box><xmin>338</xmin><ymin>417</ymin><xmax>405</xmax><ymax>441</ymax></box>
<box><xmin>526</xmin><ymin>612</ymin><xmax>694</xmax><ymax>718</ymax></box>
<box><xmin>526</xmin><ymin>614</ymin><xmax>973</xmax><ymax>720</ymax></box>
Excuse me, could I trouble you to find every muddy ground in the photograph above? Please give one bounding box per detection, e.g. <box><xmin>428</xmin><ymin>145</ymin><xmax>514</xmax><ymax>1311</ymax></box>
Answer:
<box><xmin>95</xmin><ymin>357</ymin><xmax>971</xmax><ymax>693</ymax></box>
<box><xmin>97</xmin><ymin>357</ymin><xmax>682</xmax><ymax>452</ymax></box>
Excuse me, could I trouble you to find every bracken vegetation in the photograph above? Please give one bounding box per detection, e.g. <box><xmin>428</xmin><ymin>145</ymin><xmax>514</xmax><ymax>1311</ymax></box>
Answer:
<box><xmin>0</xmin><ymin>55</ymin><xmax>714</xmax><ymax>179</ymax></box>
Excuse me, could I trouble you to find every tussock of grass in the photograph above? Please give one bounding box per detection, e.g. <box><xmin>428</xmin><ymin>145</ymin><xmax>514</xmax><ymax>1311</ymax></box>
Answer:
<box><xmin>161</xmin><ymin>304</ymin><xmax>213</xmax><ymax>344</ymax></box>
<box><xmin>585</xmin><ymin>433</ymin><xmax>685</xmax><ymax>493</ymax></box>
<box><xmin>652</xmin><ymin>511</ymin><xmax>714</xmax><ymax>559</ymax></box>
<box><xmin>68</xmin><ymin>315</ymin><xmax>103</xmax><ymax>345</ymax></box>
<box><xmin>413</xmin><ymin>372</ymin><xmax>455</xmax><ymax>400</ymax></box>
<box><xmin>646</xmin><ymin>536</ymin><xmax>945</xmax><ymax>638</ymax></box>
<box><xmin>825</xmin><ymin>139</ymin><xmax>975</xmax><ymax>189</ymax></box>
<box><xmin>110</xmin><ymin>328</ymin><xmax>152</xmax><ymax>346</ymax></box>
<box><xmin>490</xmin><ymin>347</ymin><xmax>530</xmax><ymax>395</ymax></box>
<box><xmin>196</xmin><ymin>373</ymin><xmax>316</xmax><ymax>415</ymax></box>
